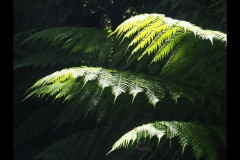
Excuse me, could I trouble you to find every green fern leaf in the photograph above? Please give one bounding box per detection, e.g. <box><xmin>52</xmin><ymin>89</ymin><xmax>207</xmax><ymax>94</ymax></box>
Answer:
<box><xmin>108</xmin><ymin>121</ymin><xmax>226</xmax><ymax>160</ymax></box>
<box><xmin>112</xmin><ymin>14</ymin><xmax>226</xmax><ymax>66</ymax></box>
<box><xmin>25</xmin><ymin>66</ymin><xmax>168</xmax><ymax>106</ymax></box>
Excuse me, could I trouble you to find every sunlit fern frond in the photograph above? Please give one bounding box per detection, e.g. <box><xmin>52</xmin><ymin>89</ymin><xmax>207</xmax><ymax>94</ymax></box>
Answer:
<box><xmin>108</xmin><ymin>121</ymin><xmax>226</xmax><ymax>160</ymax></box>
<box><xmin>111</xmin><ymin>14</ymin><xmax>226</xmax><ymax>67</ymax></box>
<box><xmin>25</xmin><ymin>66</ymin><xmax>167</xmax><ymax>107</ymax></box>
<box><xmin>25</xmin><ymin>65</ymin><xmax>225</xmax><ymax>110</ymax></box>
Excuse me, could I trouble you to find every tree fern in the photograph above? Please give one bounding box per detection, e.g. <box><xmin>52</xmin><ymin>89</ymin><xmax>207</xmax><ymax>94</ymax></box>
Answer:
<box><xmin>108</xmin><ymin>121</ymin><xmax>226</xmax><ymax>160</ymax></box>
<box><xmin>14</xmin><ymin>13</ymin><xmax>226</xmax><ymax>160</ymax></box>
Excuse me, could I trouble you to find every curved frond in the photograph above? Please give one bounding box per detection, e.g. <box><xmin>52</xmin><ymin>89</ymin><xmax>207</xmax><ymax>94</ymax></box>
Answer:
<box><xmin>25</xmin><ymin>66</ymin><xmax>166</xmax><ymax>106</ymax></box>
<box><xmin>25</xmin><ymin>65</ymin><xmax>224</xmax><ymax>108</ymax></box>
<box><xmin>112</xmin><ymin>14</ymin><xmax>226</xmax><ymax>66</ymax></box>
<box><xmin>108</xmin><ymin>121</ymin><xmax>226</xmax><ymax>160</ymax></box>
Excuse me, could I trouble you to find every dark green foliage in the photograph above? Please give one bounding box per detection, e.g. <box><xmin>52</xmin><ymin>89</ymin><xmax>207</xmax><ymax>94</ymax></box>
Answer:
<box><xmin>14</xmin><ymin>27</ymin><xmax>111</xmax><ymax>69</ymax></box>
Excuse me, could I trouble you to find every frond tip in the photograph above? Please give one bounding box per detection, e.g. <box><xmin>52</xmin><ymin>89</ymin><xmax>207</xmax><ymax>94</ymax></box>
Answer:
<box><xmin>107</xmin><ymin>123</ymin><xmax>165</xmax><ymax>154</ymax></box>
<box><xmin>107</xmin><ymin>121</ymin><xmax>226</xmax><ymax>160</ymax></box>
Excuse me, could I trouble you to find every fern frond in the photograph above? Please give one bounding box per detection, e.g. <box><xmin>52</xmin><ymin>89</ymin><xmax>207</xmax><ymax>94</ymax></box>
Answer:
<box><xmin>15</xmin><ymin>27</ymin><xmax>111</xmax><ymax>69</ymax></box>
<box><xmin>108</xmin><ymin>124</ymin><xmax>165</xmax><ymax>153</ymax></box>
<box><xmin>112</xmin><ymin>14</ymin><xmax>226</xmax><ymax>65</ymax></box>
<box><xmin>110</xmin><ymin>14</ymin><xmax>163</xmax><ymax>38</ymax></box>
<box><xmin>20</xmin><ymin>27</ymin><xmax>68</xmax><ymax>45</ymax></box>
<box><xmin>25</xmin><ymin>66</ymin><xmax>166</xmax><ymax>106</ymax></box>
<box><xmin>108</xmin><ymin>121</ymin><xmax>226</xmax><ymax>160</ymax></box>
<box><xmin>26</xmin><ymin>65</ymin><xmax>216</xmax><ymax>107</ymax></box>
